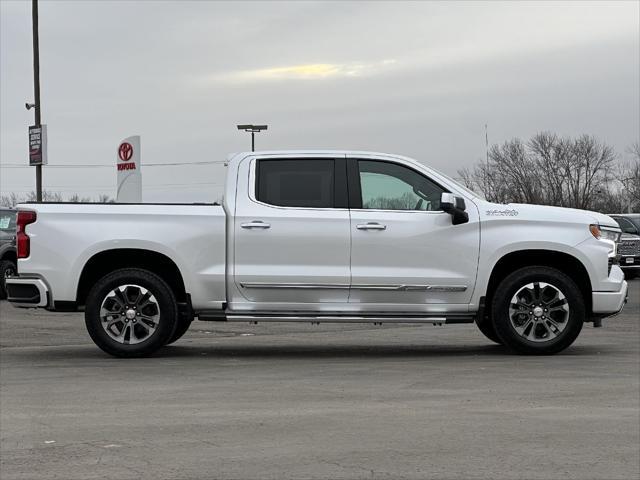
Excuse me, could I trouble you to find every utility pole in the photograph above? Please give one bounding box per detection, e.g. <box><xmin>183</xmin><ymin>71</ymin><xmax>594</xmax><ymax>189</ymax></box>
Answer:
<box><xmin>237</xmin><ymin>125</ymin><xmax>268</xmax><ymax>152</ymax></box>
<box><xmin>31</xmin><ymin>0</ymin><xmax>42</xmax><ymax>201</ymax></box>
<box><xmin>484</xmin><ymin>123</ymin><xmax>489</xmax><ymax>195</ymax></box>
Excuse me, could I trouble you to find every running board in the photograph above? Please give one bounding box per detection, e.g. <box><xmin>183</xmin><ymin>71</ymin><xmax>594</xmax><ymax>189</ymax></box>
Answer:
<box><xmin>197</xmin><ymin>311</ymin><xmax>474</xmax><ymax>325</ymax></box>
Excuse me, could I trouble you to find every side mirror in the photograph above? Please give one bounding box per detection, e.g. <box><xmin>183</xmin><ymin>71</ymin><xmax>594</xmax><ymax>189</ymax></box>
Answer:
<box><xmin>440</xmin><ymin>193</ymin><xmax>469</xmax><ymax>225</ymax></box>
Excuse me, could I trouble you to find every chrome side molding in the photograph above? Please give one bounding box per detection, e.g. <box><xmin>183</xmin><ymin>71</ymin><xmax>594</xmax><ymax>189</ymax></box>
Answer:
<box><xmin>351</xmin><ymin>284</ymin><xmax>468</xmax><ymax>292</ymax></box>
<box><xmin>240</xmin><ymin>283</ymin><xmax>467</xmax><ymax>292</ymax></box>
<box><xmin>240</xmin><ymin>282</ymin><xmax>349</xmax><ymax>290</ymax></box>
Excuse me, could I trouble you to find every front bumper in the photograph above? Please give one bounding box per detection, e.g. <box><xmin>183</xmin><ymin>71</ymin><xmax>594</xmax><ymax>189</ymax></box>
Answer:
<box><xmin>6</xmin><ymin>277</ymin><xmax>50</xmax><ymax>308</ymax></box>
<box><xmin>592</xmin><ymin>280</ymin><xmax>628</xmax><ymax>315</ymax></box>
<box><xmin>618</xmin><ymin>255</ymin><xmax>640</xmax><ymax>270</ymax></box>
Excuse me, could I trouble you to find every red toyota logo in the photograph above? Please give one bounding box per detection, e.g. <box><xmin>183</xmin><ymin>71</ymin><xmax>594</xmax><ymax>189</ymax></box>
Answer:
<box><xmin>118</xmin><ymin>142</ymin><xmax>133</xmax><ymax>162</ymax></box>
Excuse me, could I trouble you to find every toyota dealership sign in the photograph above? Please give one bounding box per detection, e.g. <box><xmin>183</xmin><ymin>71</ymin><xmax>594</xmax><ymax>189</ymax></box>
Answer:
<box><xmin>116</xmin><ymin>135</ymin><xmax>141</xmax><ymax>202</ymax></box>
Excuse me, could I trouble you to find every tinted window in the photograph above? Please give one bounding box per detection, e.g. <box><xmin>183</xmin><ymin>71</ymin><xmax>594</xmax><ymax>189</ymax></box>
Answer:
<box><xmin>614</xmin><ymin>217</ymin><xmax>639</xmax><ymax>234</ymax></box>
<box><xmin>0</xmin><ymin>211</ymin><xmax>15</xmax><ymax>231</ymax></box>
<box><xmin>256</xmin><ymin>159</ymin><xmax>334</xmax><ymax>208</ymax></box>
<box><xmin>627</xmin><ymin>217</ymin><xmax>640</xmax><ymax>231</ymax></box>
<box><xmin>358</xmin><ymin>160</ymin><xmax>445</xmax><ymax>211</ymax></box>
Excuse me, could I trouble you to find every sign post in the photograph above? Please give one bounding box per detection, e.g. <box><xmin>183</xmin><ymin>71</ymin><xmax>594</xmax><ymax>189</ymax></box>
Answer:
<box><xmin>31</xmin><ymin>0</ymin><xmax>43</xmax><ymax>201</ymax></box>
<box><xmin>116</xmin><ymin>136</ymin><xmax>142</xmax><ymax>203</ymax></box>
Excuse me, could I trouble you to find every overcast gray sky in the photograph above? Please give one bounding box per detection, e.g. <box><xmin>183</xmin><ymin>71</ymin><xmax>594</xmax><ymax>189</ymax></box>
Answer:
<box><xmin>1</xmin><ymin>0</ymin><xmax>638</xmax><ymax>202</ymax></box>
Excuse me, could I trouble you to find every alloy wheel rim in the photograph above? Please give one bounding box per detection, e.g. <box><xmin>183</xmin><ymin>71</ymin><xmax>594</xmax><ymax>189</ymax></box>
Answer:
<box><xmin>508</xmin><ymin>281</ymin><xmax>570</xmax><ymax>343</ymax></box>
<box><xmin>99</xmin><ymin>284</ymin><xmax>160</xmax><ymax>345</ymax></box>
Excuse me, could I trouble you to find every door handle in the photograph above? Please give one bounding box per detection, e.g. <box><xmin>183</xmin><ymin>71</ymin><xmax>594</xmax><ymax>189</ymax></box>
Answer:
<box><xmin>241</xmin><ymin>221</ymin><xmax>271</xmax><ymax>229</ymax></box>
<box><xmin>356</xmin><ymin>222</ymin><xmax>387</xmax><ymax>231</ymax></box>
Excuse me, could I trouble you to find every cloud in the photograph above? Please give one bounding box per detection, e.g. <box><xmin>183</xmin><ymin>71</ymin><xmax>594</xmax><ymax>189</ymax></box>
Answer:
<box><xmin>204</xmin><ymin>59</ymin><xmax>397</xmax><ymax>83</ymax></box>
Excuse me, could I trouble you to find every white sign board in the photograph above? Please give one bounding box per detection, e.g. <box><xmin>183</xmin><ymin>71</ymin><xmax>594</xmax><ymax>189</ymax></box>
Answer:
<box><xmin>116</xmin><ymin>135</ymin><xmax>142</xmax><ymax>203</ymax></box>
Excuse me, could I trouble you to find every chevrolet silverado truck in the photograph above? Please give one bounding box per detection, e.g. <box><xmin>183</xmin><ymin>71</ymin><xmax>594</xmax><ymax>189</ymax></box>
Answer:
<box><xmin>6</xmin><ymin>151</ymin><xmax>628</xmax><ymax>357</ymax></box>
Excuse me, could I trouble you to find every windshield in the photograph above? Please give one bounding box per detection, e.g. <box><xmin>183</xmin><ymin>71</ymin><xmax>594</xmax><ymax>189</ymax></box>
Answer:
<box><xmin>0</xmin><ymin>211</ymin><xmax>16</xmax><ymax>231</ymax></box>
<box><xmin>613</xmin><ymin>216</ymin><xmax>640</xmax><ymax>234</ymax></box>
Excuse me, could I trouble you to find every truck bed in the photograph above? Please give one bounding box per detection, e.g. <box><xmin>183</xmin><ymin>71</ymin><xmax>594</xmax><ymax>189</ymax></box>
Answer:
<box><xmin>16</xmin><ymin>202</ymin><xmax>227</xmax><ymax>311</ymax></box>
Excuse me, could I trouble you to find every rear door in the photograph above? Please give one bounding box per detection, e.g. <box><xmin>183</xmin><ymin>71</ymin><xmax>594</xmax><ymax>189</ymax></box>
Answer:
<box><xmin>347</xmin><ymin>156</ymin><xmax>480</xmax><ymax>310</ymax></box>
<box><xmin>232</xmin><ymin>155</ymin><xmax>351</xmax><ymax>310</ymax></box>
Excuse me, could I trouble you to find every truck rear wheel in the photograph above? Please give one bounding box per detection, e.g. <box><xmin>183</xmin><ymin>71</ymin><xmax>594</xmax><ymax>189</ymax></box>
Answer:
<box><xmin>491</xmin><ymin>266</ymin><xmax>584</xmax><ymax>355</ymax></box>
<box><xmin>85</xmin><ymin>268</ymin><xmax>178</xmax><ymax>358</ymax></box>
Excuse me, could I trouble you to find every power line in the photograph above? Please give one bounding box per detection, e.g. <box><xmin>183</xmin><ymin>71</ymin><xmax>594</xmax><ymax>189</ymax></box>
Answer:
<box><xmin>0</xmin><ymin>160</ymin><xmax>228</xmax><ymax>169</ymax></box>
<box><xmin>2</xmin><ymin>181</ymin><xmax>224</xmax><ymax>189</ymax></box>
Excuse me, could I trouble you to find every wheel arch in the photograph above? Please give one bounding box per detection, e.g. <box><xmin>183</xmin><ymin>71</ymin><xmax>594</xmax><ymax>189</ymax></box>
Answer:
<box><xmin>1</xmin><ymin>248</ymin><xmax>17</xmax><ymax>264</ymax></box>
<box><xmin>76</xmin><ymin>249</ymin><xmax>187</xmax><ymax>306</ymax></box>
<box><xmin>485</xmin><ymin>249</ymin><xmax>592</xmax><ymax>316</ymax></box>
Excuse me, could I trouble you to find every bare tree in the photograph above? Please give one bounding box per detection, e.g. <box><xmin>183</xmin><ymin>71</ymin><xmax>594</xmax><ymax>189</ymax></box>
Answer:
<box><xmin>458</xmin><ymin>132</ymin><xmax>619</xmax><ymax>212</ymax></box>
<box><xmin>0</xmin><ymin>191</ymin><xmax>116</xmax><ymax>207</ymax></box>
<box><xmin>617</xmin><ymin>142</ymin><xmax>640</xmax><ymax>212</ymax></box>
<box><xmin>0</xmin><ymin>192</ymin><xmax>23</xmax><ymax>208</ymax></box>
<box><xmin>96</xmin><ymin>194</ymin><xmax>115</xmax><ymax>203</ymax></box>
<box><xmin>25</xmin><ymin>191</ymin><xmax>64</xmax><ymax>203</ymax></box>
<box><xmin>68</xmin><ymin>194</ymin><xmax>91</xmax><ymax>203</ymax></box>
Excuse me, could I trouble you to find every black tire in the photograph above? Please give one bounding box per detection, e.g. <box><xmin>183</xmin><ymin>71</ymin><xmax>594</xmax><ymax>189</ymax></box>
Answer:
<box><xmin>491</xmin><ymin>266</ymin><xmax>584</xmax><ymax>355</ymax></box>
<box><xmin>85</xmin><ymin>268</ymin><xmax>178</xmax><ymax>358</ymax></box>
<box><xmin>624</xmin><ymin>270</ymin><xmax>639</xmax><ymax>280</ymax></box>
<box><xmin>0</xmin><ymin>260</ymin><xmax>17</xmax><ymax>300</ymax></box>
<box><xmin>166</xmin><ymin>318</ymin><xmax>192</xmax><ymax>345</ymax></box>
<box><xmin>475</xmin><ymin>317</ymin><xmax>503</xmax><ymax>345</ymax></box>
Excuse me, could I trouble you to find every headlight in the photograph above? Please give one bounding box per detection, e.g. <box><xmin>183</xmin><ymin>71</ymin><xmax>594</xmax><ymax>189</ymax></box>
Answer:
<box><xmin>589</xmin><ymin>224</ymin><xmax>622</xmax><ymax>243</ymax></box>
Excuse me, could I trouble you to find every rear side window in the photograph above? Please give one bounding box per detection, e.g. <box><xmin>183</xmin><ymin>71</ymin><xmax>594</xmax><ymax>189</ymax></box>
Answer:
<box><xmin>256</xmin><ymin>159</ymin><xmax>335</xmax><ymax>208</ymax></box>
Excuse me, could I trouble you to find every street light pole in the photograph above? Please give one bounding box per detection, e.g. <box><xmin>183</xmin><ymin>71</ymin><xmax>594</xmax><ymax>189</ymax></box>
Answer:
<box><xmin>237</xmin><ymin>124</ymin><xmax>268</xmax><ymax>152</ymax></box>
<box><xmin>31</xmin><ymin>0</ymin><xmax>42</xmax><ymax>201</ymax></box>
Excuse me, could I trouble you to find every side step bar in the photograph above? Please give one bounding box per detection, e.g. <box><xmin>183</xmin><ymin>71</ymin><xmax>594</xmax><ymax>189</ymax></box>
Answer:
<box><xmin>198</xmin><ymin>311</ymin><xmax>475</xmax><ymax>325</ymax></box>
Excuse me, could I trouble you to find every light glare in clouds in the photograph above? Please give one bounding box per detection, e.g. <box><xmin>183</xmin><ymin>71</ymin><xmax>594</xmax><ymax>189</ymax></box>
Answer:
<box><xmin>209</xmin><ymin>60</ymin><xmax>398</xmax><ymax>83</ymax></box>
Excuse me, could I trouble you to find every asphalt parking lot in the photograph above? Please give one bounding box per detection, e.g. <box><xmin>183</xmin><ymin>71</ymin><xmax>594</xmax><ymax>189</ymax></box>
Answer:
<box><xmin>1</xmin><ymin>279</ymin><xmax>638</xmax><ymax>480</ymax></box>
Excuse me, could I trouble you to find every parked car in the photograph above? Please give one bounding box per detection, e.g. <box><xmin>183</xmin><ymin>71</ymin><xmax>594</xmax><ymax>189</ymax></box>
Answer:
<box><xmin>6</xmin><ymin>151</ymin><xmax>628</xmax><ymax>357</ymax></box>
<box><xmin>0</xmin><ymin>208</ymin><xmax>17</xmax><ymax>299</ymax></box>
<box><xmin>609</xmin><ymin>214</ymin><xmax>640</xmax><ymax>279</ymax></box>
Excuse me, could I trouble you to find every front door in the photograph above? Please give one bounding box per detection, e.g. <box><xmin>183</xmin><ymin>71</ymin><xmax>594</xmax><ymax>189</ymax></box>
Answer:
<box><xmin>233</xmin><ymin>156</ymin><xmax>351</xmax><ymax>311</ymax></box>
<box><xmin>347</xmin><ymin>157</ymin><xmax>480</xmax><ymax>311</ymax></box>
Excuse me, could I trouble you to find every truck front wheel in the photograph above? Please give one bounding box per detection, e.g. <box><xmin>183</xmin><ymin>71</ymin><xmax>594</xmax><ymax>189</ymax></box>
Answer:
<box><xmin>491</xmin><ymin>266</ymin><xmax>584</xmax><ymax>355</ymax></box>
<box><xmin>85</xmin><ymin>268</ymin><xmax>178</xmax><ymax>358</ymax></box>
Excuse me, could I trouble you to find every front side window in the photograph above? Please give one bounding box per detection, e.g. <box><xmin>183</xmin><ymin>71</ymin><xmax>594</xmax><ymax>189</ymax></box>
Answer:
<box><xmin>256</xmin><ymin>159</ymin><xmax>334</xmax><ymax>208</ymax></box>
<box><xmin>358</xmin><ymin>160</ymin><xmax>446</xmax><ymax>211</ymax></box>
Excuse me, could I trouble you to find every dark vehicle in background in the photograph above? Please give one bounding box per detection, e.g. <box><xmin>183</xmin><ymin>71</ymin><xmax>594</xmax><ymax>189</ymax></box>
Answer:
<box><xmin>0</xmin><ymin>208</ymin><xmax>18</xmax><ymax>299</ymax></box>
<box><xmin>610</xmin><ymin>214</ymin><xmax>640</xmax><ymax>279</ymax></box>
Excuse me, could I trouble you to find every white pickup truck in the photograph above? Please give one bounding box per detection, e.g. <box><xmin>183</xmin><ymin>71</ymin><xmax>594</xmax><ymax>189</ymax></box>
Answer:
<box><xmin>7</xmin><ymin>151</ymin><xmax>628</xmax><ymax>357</ymax></box>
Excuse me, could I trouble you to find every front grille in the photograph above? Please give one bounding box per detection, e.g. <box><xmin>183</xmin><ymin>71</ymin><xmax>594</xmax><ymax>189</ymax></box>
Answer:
<box><xmin>618</xmin><ymin>239</ymin><xmax>640</xmax><ymax>256</ymax></box>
